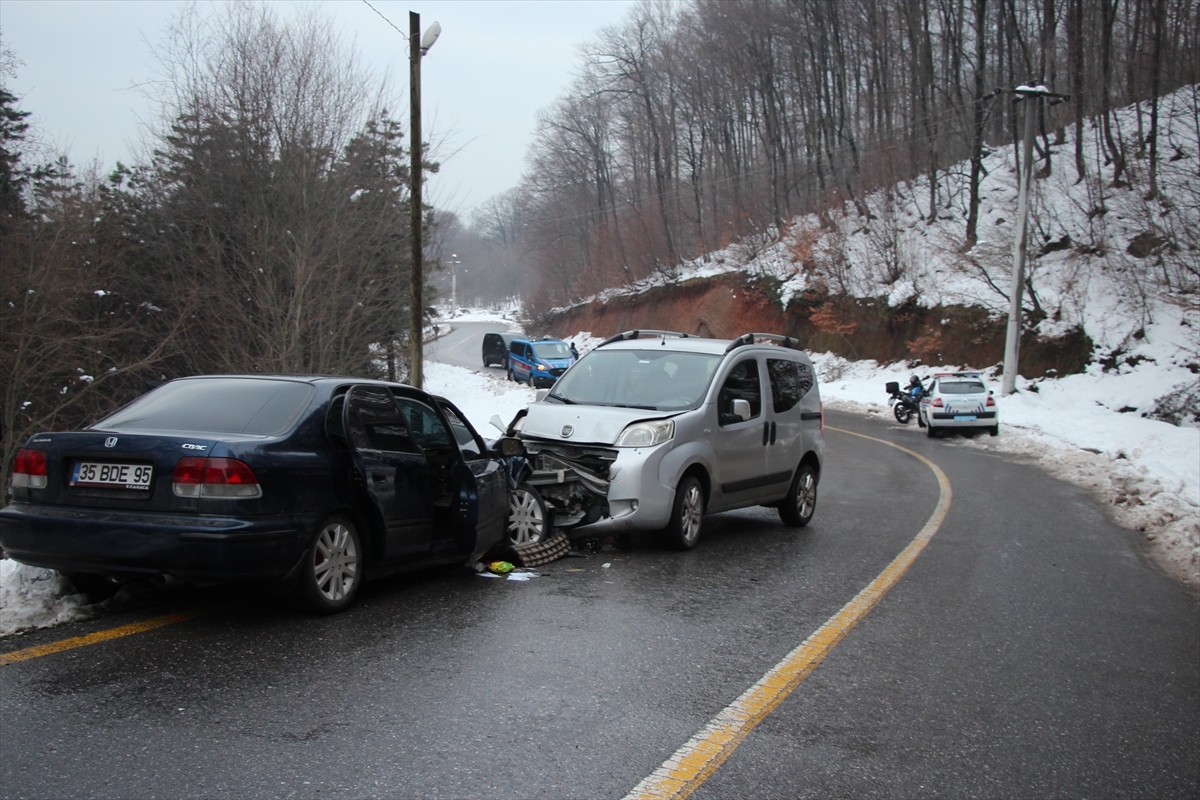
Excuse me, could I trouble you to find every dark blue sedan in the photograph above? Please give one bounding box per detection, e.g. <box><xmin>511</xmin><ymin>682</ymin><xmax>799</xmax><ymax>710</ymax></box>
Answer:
<box><xmin>0</xmin><ymin>376</ymin><xmax>517</xmax><ymax>613</ymax></box>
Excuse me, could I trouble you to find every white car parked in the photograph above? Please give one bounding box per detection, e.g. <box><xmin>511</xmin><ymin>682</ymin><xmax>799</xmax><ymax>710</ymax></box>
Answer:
<box><xmin>918</xmin><ymin>371</ymin><xmax>999</xmax><ymax>437</ymax></box>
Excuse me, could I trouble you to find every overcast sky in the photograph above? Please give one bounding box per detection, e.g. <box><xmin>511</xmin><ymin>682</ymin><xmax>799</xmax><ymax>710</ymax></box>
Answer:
<box><xmin>0</xmin><ymin>0</ymin><xmax>637</xmax><ymax>217</ymax></box>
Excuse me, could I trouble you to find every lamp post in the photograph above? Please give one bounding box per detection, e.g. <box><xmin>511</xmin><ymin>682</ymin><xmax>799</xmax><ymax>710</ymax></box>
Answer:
<box><xmin>408</xmin><ymin>12</ymin><xmax>440</xmax><ymax>388</ymax></box>
<box><xmin>1000</xmin><ymin>84</ymin><xmax>1068</xmax><ymax>396</ymax></box>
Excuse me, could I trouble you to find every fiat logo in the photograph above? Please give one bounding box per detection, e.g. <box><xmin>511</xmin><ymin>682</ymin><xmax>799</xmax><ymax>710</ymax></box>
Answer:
<box><xmin>560</xmin><ymin>425</ymin><xmax>574</xmax><ymax>438</ymax></box>
<box><xmin>104</xmin><ymin>437</ymin><xmax>118</xmax><ymax>448</ymax></box>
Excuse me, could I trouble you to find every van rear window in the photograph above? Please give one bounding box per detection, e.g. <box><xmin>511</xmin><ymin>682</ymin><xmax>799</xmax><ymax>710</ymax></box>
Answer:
<box><xmin>94</xmin><ymin>378</ymin><xmax>315</xmax><ymax>436</ymax></box>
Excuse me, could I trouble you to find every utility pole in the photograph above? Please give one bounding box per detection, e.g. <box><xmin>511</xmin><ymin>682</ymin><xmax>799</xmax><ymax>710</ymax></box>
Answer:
<box><xmin>1000</xmin><ymin>84</ymin><xmax>1068</xmax><ymax>396</ymax></box>
<box><xmin>408</xmin><ymin>12</ymin><xmax>440</xmax><ymax>389</ymax></box>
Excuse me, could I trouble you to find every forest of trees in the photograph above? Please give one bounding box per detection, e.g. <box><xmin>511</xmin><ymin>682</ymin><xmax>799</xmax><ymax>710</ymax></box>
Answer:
<box><xmin>465</xmin><ymin>0</ymin><xmax>1198</xmax><ymax>316</ymax></box>
<box><xmin>1</xmin><ymin>4</ymin><xmax>437</xmax><ymax>484</ymax></box>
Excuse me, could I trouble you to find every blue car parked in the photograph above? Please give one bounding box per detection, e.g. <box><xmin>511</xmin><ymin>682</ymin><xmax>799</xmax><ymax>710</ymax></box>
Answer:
<box><xmin>507</xmin><ymin>337</ymin><xmax>577</xmax><ymax>388</ymax></box>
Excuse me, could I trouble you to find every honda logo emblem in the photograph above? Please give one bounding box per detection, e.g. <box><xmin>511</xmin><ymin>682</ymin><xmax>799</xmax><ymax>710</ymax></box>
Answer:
<box><xmin>560</xmin><ymin>425</ymin><xmax>574</xmax><ymax>438</ymax></box>
<box><xmin>104</xmin><ymin>437</ymin><xmax>118</xmax><ymax>448</ymax></box>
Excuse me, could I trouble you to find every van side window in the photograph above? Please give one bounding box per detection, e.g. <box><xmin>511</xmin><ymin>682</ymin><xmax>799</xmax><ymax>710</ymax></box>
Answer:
<box><xmin>767</xmin><ymin>359</ymin><xmax>800</xmax><ymax>413</ymax></box>
<box><xmin>767</xmin><ymin>359</ymin><xmax>816</xmax><ymax>413</ymax></box>
<box><xmin>717</xmin><ymin>359</ymin><xmax>762</xmax><ymax>425</ymax></box>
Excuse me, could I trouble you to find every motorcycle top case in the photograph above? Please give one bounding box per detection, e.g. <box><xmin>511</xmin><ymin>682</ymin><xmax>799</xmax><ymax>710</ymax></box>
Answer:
<box><xmin>886</xmin><ymin>381</ymin><xmax>900</xmax><ymax>394</ymax></box>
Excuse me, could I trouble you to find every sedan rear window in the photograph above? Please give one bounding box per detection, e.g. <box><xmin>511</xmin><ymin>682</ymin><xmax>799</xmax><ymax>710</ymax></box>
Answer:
<box><xmin>938</xmin><ymin>380</ymin><xmax>987</xmax><ymax>394</ymax></box>
<box><xmin>94</xmin><ymin>378</ymin><xmax>315</xmax><ymax>436</ymax></box>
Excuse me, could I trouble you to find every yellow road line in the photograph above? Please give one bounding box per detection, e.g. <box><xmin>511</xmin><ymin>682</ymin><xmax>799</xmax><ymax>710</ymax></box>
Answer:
<box><xmin>0</xmin><ymin>610</ymin><xmax>208</xmax><ymax>666</ymax></box>
<box><xmin>625</xmin><ymin>426</ymin><xmax>953</xmax><ymax>800</ymax></box>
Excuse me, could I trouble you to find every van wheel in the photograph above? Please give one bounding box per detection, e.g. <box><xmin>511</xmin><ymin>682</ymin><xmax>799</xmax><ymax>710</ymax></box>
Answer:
<box><xmin>297</xmin><ymin>514</ymin><xmax>363</xmax><ymax>614</ymax></box>
<box><xmin>508</xmin><ymin>484</ymin><xmax>549</xmax><ymax>545</ymax></box>
<box><xmin>779</xmin><ymin>464</ymin><xmax>817</xmax><ymax>527</ymax></box>
<box><xmin>663</xmin><ymin>475</ymin><xmax>704</xmax><ymax>550</ymax></box>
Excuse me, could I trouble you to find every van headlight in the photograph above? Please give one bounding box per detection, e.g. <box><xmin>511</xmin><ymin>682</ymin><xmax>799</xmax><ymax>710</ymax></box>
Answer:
<box><xmin>615</xmin><ymin>419</ymin><xmax>674</xmax><ymax>447</ymax></box>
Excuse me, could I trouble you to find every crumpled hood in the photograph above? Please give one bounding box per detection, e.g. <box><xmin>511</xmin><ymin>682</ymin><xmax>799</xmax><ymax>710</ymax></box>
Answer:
<box><xmin>522</xmin><ymin>403</ymin><xmax>673</xmax><ymax>445</ymax></box>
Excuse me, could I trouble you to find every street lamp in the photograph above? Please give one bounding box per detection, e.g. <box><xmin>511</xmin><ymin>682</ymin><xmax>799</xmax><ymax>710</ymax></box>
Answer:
<box><xmin>409</xmin><ymin>13</ymin><xmax>439</xmax><ymax>389</ymax></box>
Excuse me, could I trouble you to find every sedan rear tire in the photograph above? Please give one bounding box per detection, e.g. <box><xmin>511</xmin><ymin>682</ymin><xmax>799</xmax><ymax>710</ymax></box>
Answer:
<box><xmin>298</xmin><ymin>514</ymin><xmax>362</xmax><ymax>614</ymax></box>
<box><xmin>663</xmin><ymin>475</ymin><xmax>704</xmax><ymax>551</ymax></box>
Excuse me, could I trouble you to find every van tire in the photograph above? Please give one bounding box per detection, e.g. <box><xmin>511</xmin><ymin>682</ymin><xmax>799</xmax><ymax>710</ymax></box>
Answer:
<box><xmin>779</xmin><ymin>464</ymin><xmax>817</xmax><ymax>528</ymax></box>
<box><xmin>663</xmin><ymin>475</ymin><xmax>704</xmax><ymax>551</ymax></box>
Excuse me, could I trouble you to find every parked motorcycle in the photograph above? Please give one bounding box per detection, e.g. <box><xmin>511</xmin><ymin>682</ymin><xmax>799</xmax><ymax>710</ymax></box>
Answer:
<box><xmin>886</xmin><ymin>376</ymin><xmax>927</xmax><ymax>425</ymax></box>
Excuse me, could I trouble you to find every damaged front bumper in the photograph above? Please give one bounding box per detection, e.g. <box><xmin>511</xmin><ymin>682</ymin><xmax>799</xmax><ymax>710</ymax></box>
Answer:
<box><xmin>518</xmin><ymin>438</ymin><xmax>676</xmax><ymax>535</ymax></box>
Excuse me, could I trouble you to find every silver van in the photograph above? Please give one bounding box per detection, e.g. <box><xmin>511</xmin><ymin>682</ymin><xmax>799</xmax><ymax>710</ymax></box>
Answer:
<box><xmin>502</xmin><ymin>331</ymin><xmax>824</xmax><ymax>549</ymax></box>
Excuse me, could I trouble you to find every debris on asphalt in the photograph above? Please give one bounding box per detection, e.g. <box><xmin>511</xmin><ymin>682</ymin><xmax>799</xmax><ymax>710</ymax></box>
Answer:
<box><xmin>488</xmin><ymin>561</ymin><xmax>515</xmax><ymax>574</ymax></box>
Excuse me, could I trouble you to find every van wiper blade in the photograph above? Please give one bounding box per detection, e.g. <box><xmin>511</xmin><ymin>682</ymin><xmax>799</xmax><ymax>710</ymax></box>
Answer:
<box><xmin>546</xmin><ymin>392</ymin><xmax>575</xmax><ymax>404</ymax></box>
<box><xmin>610</xmin><ymin>403</ymin><xmax>658</xmax><ymax>410</ymax></box>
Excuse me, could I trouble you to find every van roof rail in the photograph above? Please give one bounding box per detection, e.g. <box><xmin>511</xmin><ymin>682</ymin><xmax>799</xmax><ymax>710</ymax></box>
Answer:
<box><xmin>598</xmin><ymin>330</ymin><xmax>692</xmax><ymax>348</ymax></box>
<box><xmin>724</xmin><ymin>333</ymin><xmax>802</xmax><ymax>353</ymax></box>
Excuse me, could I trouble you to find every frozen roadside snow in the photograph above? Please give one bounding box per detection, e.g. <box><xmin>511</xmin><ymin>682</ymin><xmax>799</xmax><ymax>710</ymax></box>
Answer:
<box><xmin>0</xmin><ymin>560</ymin><xmax>91</xmax><ymax>636</ymax></box>
<box><xmin>814</xmin><ymin>354</ymin><xmax>1200</xmax><ymax>587</ymax></box>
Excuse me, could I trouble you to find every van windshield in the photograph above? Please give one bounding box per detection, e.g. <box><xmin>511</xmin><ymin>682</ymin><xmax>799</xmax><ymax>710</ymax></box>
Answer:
<box><xmin>551</xmin><ymin>349</ymin><xmax>722</xmax><ymax>410</ymax></box>
<box><xmin>533</xmin><ymin>342</ymin><xmax>573</xmax><ymax>360</ymax></box>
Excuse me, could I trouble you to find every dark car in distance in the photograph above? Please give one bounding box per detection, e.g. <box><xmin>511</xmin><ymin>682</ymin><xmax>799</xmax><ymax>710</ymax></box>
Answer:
<box><xmin>0</xmin><ymin>376</ymin><xmax>518</xmax><ymax>613</ymax></box>
<box><xmin>482</xmin><ymin>333</ymin><xmax>519</xmax><ymax>368</ymax></box>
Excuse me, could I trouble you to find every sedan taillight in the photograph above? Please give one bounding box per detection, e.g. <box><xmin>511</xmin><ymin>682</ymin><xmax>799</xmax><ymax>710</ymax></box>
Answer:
<box><xmin>986</xmin><ymin>396</ymin><xmax>996</xmax><ymax>407</ymax></box>
<box><xmin>173</xmin><ymin>457</ymin><xmax>262</xmax><ymax>498</ymax></box>
<box><xmin>12</xmin><ymin>448</ymin><xmax>48</xmax><ymax>489</ymax></box>
<box><xmin>932</xmin><ymin>398</ymin><xmax>944</xmax><ymax>407</ymax></box>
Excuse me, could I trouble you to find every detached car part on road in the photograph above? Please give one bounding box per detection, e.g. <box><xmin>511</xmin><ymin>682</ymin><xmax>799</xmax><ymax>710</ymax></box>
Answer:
<box><xmin>500</xmin><ymin>331</ymin><xmax>824</xmax><ymax>550</ymax></box>
<box><xmin>1</xmin><ymin>376</ymin><xmax>523</xmax><ymax>613</ymax></box>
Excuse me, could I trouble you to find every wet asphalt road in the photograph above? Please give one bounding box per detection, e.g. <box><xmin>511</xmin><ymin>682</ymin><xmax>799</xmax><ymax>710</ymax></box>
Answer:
<box><xmin>1</xmin><ymin>340</ymin><xmax>1197</xmax><ymax>799</ymax></box>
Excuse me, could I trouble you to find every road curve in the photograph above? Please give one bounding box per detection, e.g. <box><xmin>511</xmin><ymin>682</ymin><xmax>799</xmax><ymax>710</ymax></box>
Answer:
<box><xmin>0</xmin><ymin>402</ymin><xmax>1195</xmax><ymax>798</ymax></box>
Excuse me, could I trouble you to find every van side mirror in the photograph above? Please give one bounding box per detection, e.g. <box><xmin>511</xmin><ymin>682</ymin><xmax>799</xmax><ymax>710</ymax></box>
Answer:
<box><xmin>536</xmin><ymin>388</ymin><xmax>550</xmax><ymax>402</ymax></box>
<box><xmin>732</xmin><ymin>398</ymin><xmax>751</xmax><ymax>421</ymax></box>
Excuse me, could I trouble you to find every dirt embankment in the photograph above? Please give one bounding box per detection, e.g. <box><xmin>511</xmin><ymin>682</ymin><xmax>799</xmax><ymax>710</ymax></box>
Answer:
<box><xmin>536</xmin><ymin>274</ymin><xmax>1092</xmax><ymax>376</ymax></box>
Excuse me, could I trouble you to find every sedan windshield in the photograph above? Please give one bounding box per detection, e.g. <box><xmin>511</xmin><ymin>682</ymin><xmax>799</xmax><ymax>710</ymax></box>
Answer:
<box><xmin>533</xmin><ymin>342</ymin><xmax>573</xmax><ymax>360</ymax></box>
<box><xmin>94</xmin><ymin>378</ymin><xmax>315</xmax><ymax>435</ymax></box>
<box><xmin>551</xmin><ymin>349</ymin><xmax>722</xmax><ymax>410</ymax></box>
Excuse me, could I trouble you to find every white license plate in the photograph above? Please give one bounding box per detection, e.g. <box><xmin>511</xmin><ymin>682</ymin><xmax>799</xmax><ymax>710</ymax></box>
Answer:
<box><xmin>955</xmin><ymin>415</ymin><xmax>978</xmax><ymax>421</ymax></box>
<box><xmin>71</xmin><ymin>461</ymin><xmax>153</xmax><ymax>490</ymax></box>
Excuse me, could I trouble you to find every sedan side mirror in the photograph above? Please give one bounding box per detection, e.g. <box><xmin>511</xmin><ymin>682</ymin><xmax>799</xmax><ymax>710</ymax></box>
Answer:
<box><xmin>495</xmin><ymin>436</ymin><xmax>525</xmax><ymax>458</ymax></box>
